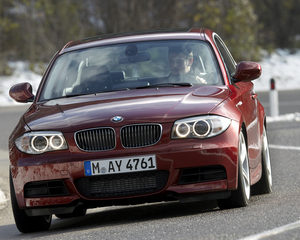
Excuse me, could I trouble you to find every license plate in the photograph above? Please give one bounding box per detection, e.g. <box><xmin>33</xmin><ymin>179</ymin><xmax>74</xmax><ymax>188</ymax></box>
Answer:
<box><xmin>84</xmin><ymin>155</ymin><xmax>156</xmax><ymax>176</ymax></box>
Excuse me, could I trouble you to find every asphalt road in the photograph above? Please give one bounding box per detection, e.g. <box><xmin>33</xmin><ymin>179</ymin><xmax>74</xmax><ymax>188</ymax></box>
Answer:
<box><xmin>0</xmin><ymin>90</ymin><xmax>300</xmax><ymax>239</ymax></box>
<box><xmin>256</xmin><ymin>90</ymin><xmax>300</xmax><ymax>116</ymax></box>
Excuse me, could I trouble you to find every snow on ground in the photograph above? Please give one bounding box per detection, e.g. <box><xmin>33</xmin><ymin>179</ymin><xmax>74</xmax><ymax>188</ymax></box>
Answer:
<box><xmin>253</xmin><ymin>49</ymin><xmax>300</xmax><ymax>91</ymax></box>
<box><xmin>0</xmin><ymin>61</ymin><xmax>42</xmax><ymax>106</ymax></box>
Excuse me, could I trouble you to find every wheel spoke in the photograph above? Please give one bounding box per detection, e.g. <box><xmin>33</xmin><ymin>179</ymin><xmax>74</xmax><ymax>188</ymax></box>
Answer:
<box><xmin>242</xmin><ymin>168</ymin><xmax>249</xmax><ymax>183</ymax></box>
<box><xmin>240</xmin><ymin>132</ymin><xmax>250</xmax><ymax>199</ymax></box>
<box><xmin>240</xmin><ymin>140</ymin><xmax>246</xmax><ymax>163</ymax></box>
<box><xmin>263</xmin><ymin>128</ymin><xmax>272</xmax><ymax>186</ymax></box>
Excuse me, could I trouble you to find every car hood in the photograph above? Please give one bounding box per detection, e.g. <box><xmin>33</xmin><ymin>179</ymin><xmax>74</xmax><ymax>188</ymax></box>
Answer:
<box><xmin>24</xmin><ymin>86</ymin><xmax>231</xmax><ymax>132</ymax></box>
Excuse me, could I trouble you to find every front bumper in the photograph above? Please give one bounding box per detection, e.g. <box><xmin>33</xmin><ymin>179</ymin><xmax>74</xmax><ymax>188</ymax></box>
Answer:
<box><xmin>10</xmin><ymin>120</ymin><xmax>240</xmax><ymax>215</ymax></box>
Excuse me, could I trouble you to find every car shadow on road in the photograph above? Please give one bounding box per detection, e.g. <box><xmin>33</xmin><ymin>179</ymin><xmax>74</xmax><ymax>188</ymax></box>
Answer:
<box><xmin>0</xmin><ymin>200</ymin><xmax>217</xmax><ymax>238</ymax></box>
<box><xmin>0</xmin><ymin>200</ymin><xmax>219</xmax><ymax>238</ymax></box>
<box><xmin>2</xmin><ymin>194</ymin><xmax>275</xmax><ymax>239</ymax></box>
<box><xmin>51</xmin><ymin>200</ymin><xmax>219</xmax><ymax>228</ymax></box>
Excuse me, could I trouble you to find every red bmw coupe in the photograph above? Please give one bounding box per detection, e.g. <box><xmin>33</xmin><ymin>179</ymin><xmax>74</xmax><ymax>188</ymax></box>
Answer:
<box><xmin>9</xmin><ymin>28</ymin><xmax>272</xmax><ymax>233</ymax></box>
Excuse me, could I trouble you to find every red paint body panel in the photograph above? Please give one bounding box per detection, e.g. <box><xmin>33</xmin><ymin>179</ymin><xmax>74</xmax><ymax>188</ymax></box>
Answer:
<box><xmin>23</xmin><ymin>86</ymin><xmax>231</xmax><ymax>132</ymax></box>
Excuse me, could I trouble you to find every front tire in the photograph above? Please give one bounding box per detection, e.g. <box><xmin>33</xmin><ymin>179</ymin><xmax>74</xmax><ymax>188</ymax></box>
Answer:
<box><xmin>218</xmin><ymin>130</ymin><xmax>250</xmax><ymax>209</ymax></box>
<box><xmin>10</xmin><ymin>170</ymin><xmax>52</xmax><ymax>233</ymax></box>
<box><xmin>252</xmin><ymin>126</ymin><xmax>272</xmax><ymax>194</ymax></box>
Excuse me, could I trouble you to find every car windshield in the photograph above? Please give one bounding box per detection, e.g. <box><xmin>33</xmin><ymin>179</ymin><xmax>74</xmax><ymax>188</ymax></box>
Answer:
<box><xmin>39</xmin><ymin>40</ymin><xmax>223</xmax><ymax>101</ymax></box>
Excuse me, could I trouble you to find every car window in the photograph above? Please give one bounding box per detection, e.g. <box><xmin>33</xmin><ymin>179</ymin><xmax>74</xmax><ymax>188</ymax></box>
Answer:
<box><xmin>214</xmin><ymin>36</ymin><xmax>236</xmax><ymax>78</ymax></box>
<box><xmin>39</xmin><ymin>40</ymin><xmax>224</xmax><ymax>101</ymax></box>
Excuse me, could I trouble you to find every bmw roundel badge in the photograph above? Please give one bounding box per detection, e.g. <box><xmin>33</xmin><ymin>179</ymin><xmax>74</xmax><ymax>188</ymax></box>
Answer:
<box><xmin>111</xmin><ymin>116</ymin><xmax>124</xmax><ymax>123</ymax></box>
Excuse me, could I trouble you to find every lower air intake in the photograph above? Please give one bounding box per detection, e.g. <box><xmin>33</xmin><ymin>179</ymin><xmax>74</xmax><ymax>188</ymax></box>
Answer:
<box><xmin>24</xmin><ymin>180</ymin><xmax>69</xmax><ymax>198</ymax></box>
<box><xmin>178</xmin><ymin>166</ymin><xmax>226</xmax><ymax>185</ymax></box>
<box><xmin>74</xmin><ymin>170</ymin><xmax>169</xmax><ymax>198</ymax></box>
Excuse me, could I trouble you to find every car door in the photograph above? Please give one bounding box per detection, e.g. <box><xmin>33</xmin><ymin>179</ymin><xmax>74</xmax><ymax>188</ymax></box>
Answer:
<box><xmin>214</xmin><ymin>35</ymin><xmax>261</xmax><ymax>169</ymax></box>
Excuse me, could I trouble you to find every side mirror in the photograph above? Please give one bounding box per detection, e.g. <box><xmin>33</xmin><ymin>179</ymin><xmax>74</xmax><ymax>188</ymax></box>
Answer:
<box><xmin>232</xmin><ymin>61</ymin><xmax>262</xmax><ymax>83</ymax></box>
<box><xmin>9</xmin><ymin>82</ymin><xmax>34</xmax><ymax>103</ymax></box>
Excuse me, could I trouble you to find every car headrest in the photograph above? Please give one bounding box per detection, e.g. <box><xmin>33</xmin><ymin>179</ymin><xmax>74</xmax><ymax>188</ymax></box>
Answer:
<box><xmin>81</xmin><ymin>65</ymin><xmax>110</xmax><ymax>84</ymax></box>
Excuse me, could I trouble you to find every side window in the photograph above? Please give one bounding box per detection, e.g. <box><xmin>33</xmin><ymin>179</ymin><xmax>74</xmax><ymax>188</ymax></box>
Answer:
<box><xmin>214</xmin><ymin>36</ymin><xmax>236</xmax><ymax>78</ymax></box>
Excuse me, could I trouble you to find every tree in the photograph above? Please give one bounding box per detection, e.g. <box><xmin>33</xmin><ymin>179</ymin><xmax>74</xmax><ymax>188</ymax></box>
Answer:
<box><xmin>186</xmin><ymin>0</ymin><xmax>260</xmax><ymax>61</ymax></box>
<box><xmin>14</xmin><ymin>0</ymin><xmax>95</xmax><ymax>63</ymax></box>
<box><xmin>3</xmin><ymin>0</ymin><xmax>288</xmax><ymax>66</ymax></box>
<box><xmin>91</xmin><ymin>0</ymin><xmax>182</xmax><ymax>34</ymax></box>
<box><xmin>252</xmin><ymin>0</ymin><xmax>300</xmax><ymax>50</ymax></box>
<box><xmin>0</xmin><ymin>0</ymin><xmax>19</xmax><ymax>75</ymax></box>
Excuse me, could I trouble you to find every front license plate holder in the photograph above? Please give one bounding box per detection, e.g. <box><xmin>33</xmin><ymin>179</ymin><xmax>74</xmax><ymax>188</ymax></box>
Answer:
<box><xmin>84</xmin><ymin>154</ymin><xmax>157</xmax><ymax>176</ymax></box>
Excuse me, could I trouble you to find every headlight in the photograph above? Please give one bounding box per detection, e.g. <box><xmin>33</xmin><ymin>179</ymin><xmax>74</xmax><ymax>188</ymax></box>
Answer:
<box><xmin>15</xmin><ymin>131</ymin><xmax>68</xmax><ymax>154</ymax></box>
<box><xmin>171</xmin><ymin>115</ymin><xmax>231</xmax><ymax>139</ymax></box>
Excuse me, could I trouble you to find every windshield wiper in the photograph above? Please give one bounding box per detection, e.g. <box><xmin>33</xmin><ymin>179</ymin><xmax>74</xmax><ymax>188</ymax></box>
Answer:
<box><xmin>64</xmin><ymin>84</ymin><xmax>191</xmax><ymax>98</ymax></box>
<box><xmin>136</xmin><ymin>82</ymin><xmax>193</xmax><ymax>89</ymax></box>
<box><xmin>65</xmin><ymin>93</ymin><xmax>90</xmax><ymax>98</ymax></box>
<box><xmin>65</xmin><ymin>88</ymin><xmax>130</xmax><ymax>98</ymax></box>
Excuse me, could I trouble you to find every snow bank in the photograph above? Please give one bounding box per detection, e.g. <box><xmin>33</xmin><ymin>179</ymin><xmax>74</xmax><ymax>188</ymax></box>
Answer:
<box><xmin>254</xmin><ymin>49</ymin><xmax>300</xmax><ymax>91</ymax></box>
<box><xmin>0</xmin><ymin>61</ymin><xmax>42</xmax><ymax>106</ymax></box>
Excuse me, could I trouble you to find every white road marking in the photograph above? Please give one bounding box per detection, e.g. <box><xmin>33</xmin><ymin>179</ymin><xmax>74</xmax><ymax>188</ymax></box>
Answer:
<box><xmin>0</xmin><ymin>189</ymin><xmax>7</xmax><ymax>210</ymax></box>
<box><xmin>0</xmin><ymin>190</ymin><xmax>6</xmax><ymax>202</ymax></box>
<box><xmin>239</xmin><ymin>220</ymin><xmax>300</xmax><ymax>240</ymax></box>
<box><xmin>269</xmin><ymin>144</ymin><xmax>300</xmax><ymax>151</ymax></box>
<box><xmin>241</xmin><ymin>143</ymin><xmax>300</xmax><ymax>239</ymax></box>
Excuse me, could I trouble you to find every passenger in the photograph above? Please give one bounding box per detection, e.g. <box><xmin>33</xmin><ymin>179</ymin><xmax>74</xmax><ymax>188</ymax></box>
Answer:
<box><xmin>168</xmin><ymin>45</ymin><xmax>207</xmax><ymax>84</ymax></box>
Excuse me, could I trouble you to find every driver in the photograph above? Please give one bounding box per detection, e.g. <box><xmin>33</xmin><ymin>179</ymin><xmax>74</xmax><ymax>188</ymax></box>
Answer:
<box><xmin>168</xmin><ymin>45</ymin><xmax>207</xmax><ymax>84</ymax></box>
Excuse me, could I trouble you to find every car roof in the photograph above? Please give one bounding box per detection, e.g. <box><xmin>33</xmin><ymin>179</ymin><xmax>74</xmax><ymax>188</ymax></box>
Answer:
<box><xmin>60</xmin><ymin>28</ymin><xmax>212</xmax><ymax>54</ymax></box>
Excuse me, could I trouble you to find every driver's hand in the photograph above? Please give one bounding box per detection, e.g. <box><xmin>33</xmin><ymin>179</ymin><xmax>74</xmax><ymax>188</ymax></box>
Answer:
<box><xmin>196</xmin><ymin>76</ymin><xmax>207</xmax><ymax>84</ymax></box>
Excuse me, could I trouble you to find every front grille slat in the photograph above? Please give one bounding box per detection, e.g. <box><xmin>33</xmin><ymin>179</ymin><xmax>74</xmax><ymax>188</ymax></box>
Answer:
<box><xmin>150</xmin><ymin>125</ymin><xmax>153</xmax><ymax>145</ymax></box>
<box><xmin>85</xmin><ymin>131</ymin><xmax>90</xmax><ymax>150</ymax></box>
<box><xmin>135</xmin><ymin>126</ymin><xmax>139</xmax><ymax>147</ymax></box>
<box><xmin>110</xmin><ymin>130</ymin><xmax>115</xmax><ymax>148</ymax></box>
<box><xmin>104</xmin><ymin>129</ymin><xmax>109</xmax><ymax>149</ymax></box>
<box><xmin>95</xmin><ymin>129</ymin><xmax>100</xmax><ymax>151</ymax></box>
<box><xmin>121</xmin><ymin>124</ymin><xmax>162</xmax><ymax>148</ymax></box>
<box><xmin>99</xmin><ymin>129</ymin><xmax>105</xmax><ymax>150</ymax></box>
<box><xmin>74</xmin><ymin>170</ymin><xmax>169</xmax><ymax>198</ymax></box>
